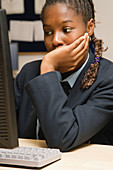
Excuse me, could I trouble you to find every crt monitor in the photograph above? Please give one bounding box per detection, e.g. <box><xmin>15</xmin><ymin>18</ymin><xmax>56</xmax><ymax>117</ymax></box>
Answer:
<box><xmin>0</xmin><ymin>9</ymin><xmax>18</xmax><ymax>148</ymax></box>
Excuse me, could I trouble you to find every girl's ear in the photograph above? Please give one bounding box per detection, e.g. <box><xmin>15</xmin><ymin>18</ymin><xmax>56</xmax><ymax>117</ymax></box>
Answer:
<box><xmin>87</xmin><ymin>18</ymin><xmax>95</xmax><ymax>36</ymax></box>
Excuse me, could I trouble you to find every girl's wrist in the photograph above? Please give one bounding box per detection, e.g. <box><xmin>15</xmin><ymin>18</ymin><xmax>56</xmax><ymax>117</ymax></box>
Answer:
<box><xmin>40</xmin><ymin>58</ymin><xmax>55</xmax><ymax>75</ymax></box>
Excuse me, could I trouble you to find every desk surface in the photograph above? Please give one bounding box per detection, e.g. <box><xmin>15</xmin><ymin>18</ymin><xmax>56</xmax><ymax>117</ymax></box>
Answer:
<box><xmin>0</xmin><ymin>139</ymin><xmax>113</xmax><ymax>170</ymax></box>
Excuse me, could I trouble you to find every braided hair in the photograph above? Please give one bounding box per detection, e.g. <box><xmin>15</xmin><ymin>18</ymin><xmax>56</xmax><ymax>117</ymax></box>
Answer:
<box><xmin>41</xmin><ymin>0</ymin><xmax>107</xmax><ymax>89</ymax></box>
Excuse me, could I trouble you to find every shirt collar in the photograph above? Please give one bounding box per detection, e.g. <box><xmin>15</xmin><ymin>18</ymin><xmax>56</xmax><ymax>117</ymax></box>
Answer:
<box><xmin>56</xmin><ymin>53</ymin><xmax>89</xmax><ymax>88</ymax></box>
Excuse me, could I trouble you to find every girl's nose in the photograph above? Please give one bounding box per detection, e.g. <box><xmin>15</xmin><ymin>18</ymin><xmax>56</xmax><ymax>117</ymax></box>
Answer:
<box><xmin>52</xmin><ymin>32</ymin><xmax>63</xmax><ymax>47</ymax></box>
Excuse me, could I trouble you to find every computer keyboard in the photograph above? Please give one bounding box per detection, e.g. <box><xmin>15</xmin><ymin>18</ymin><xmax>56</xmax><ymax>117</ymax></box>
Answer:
<box><xmin>0</xmin><ymin>146</ymin><xmax>62</xmax><ymax>168</ymax></box>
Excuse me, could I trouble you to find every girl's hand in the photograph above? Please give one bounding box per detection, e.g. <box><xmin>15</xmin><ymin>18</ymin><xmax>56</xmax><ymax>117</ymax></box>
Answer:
<box><xmin>41</xmin><ymin>33</ymin><xmax>89</xmax><ymax>75</ymax></box>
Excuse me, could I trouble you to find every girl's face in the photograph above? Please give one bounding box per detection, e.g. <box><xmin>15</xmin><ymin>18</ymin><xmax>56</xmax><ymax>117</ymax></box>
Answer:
<box><xmin>43</xmin><ymin>3</ymin><xmax>87</xmax><ymax>52</ymax></box>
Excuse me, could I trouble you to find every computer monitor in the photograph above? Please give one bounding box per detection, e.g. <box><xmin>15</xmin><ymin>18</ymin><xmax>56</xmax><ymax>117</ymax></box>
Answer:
<box><xmin>0</xmin><ymin>9</ymin><xmax>18</xmax><ymax>148</ymax></box>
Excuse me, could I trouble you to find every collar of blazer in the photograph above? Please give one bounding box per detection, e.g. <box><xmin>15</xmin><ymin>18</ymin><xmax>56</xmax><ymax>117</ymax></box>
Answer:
<box><xmin>67</xmin><ymin>50</ymin><xmax>95</xmax><ymax>109</ymax></box>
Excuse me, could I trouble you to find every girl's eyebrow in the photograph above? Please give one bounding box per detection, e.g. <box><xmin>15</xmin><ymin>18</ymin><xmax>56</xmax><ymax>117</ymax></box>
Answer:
<box><xmin>43</xmin><ymin>20</ymin><xmax>72</xmax><ymax>27</ymax></box>
<box><xmin>62</xmin><ymin>20</ymin><xmax>72</xmax><ymax>23</ymax></box>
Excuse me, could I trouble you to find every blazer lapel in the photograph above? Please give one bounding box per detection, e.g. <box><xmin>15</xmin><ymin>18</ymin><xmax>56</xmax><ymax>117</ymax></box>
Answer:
<box><xmin>67</xmin><ymin>51</ymin><xmax>95</xmax><ymax>109</ymax></box>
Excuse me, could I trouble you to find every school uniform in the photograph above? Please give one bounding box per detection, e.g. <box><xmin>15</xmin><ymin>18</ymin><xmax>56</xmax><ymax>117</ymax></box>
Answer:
<box><xmin>14</xmin><ymin>50</ymin><xmax>113</xmax><ymax>151</ymax></box>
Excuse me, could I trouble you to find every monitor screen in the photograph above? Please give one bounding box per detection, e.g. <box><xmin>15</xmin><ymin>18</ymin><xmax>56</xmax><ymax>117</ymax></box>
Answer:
<box><xmin>0</xmin><ymin>9</ymin><xmax>18</xmax><ymax>148</ymax></box>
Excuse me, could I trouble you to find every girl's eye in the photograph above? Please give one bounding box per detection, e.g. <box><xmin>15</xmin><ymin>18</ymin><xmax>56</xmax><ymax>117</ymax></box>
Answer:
<box><xmin>63</xmin><ymin>27</ymin><xmax>72</xmax><ymax>33</ymax></box>
<box><xmin>44</xmin><ymin>30</ymin><xmax>52</xmax><ymax>36</ymax></box>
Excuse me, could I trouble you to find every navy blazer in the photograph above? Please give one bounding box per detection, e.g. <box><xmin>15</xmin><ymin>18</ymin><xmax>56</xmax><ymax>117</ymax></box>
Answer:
<box><xmin>14</xmin><ymin>51</ymin><xmax>113</xmax><ymax>151</ymax></box>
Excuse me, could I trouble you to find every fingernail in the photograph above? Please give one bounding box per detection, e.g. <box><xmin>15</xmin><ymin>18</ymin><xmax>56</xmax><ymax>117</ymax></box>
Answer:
<box><xmin>83</xmin><ymin>33</ymin><xmax>87</xmax><ymax>39</ymax></box>
<box><xmin>85</xmin><ymin>33</ymin><xmax>89</xmax><ymax>39</ymax></box>
<box><xmin>85</xmin><ymin>33</ymin><xmax>88</xmax><ymax>36</ymax></box>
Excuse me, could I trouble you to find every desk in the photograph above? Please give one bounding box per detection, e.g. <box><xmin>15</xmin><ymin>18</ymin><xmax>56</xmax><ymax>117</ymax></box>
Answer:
<box><xmin>0</xmin><ymin>139</ymin><xmax>113</xmax><ymax>170</ymax></box>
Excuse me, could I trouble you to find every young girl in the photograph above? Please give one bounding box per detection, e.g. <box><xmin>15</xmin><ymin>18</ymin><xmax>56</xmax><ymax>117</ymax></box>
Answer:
<box><xmin>14</xmin><ymin>0</ymin><xmax>113</xmax><ymax>151</ymax></box>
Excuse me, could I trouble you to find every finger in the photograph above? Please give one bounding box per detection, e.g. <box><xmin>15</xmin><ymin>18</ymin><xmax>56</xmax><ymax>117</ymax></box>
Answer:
<box><xmin>72</xmin><ymin>38</ymin><xmax>86</xmax><ymax>56</ymax></box>
<box><xmin>69</xmin><ymin>33</ymin><xmax>89</xmax><ymax>50</ymax></box>
<box><xmin>68</xmin><ymin>35</ymin><xmax>85</xmax><ymax>51</ymax></box>
<box><xmin>73</xmin><ymin>34</ymin><xmax>89</xmax><ymax>57</ymax></box>
<box><xmin>79</xmin><ymin>34</ymin><xmax>89</xmax><ymax>56</ymax></box>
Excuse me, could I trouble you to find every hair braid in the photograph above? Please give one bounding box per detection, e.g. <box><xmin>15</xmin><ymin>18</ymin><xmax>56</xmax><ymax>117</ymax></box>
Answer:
<box><xmin>81</xmin><ymin>0</ymin><xmax>108</xmax><ymax>89</ymax></box>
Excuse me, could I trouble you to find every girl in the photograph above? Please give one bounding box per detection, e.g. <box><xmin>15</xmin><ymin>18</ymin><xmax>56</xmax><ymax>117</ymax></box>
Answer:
<box><xmin>15</xmin><ymin>0</ymin><xmax>113</xmax><ymax>151</ymax></box>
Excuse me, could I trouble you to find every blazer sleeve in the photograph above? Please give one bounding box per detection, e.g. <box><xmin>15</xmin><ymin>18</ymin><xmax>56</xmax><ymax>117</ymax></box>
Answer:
<box><xmin>25</xmin><ymin>68</ymin><xmax>113</xmax><ymax>151</ymax></box>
